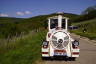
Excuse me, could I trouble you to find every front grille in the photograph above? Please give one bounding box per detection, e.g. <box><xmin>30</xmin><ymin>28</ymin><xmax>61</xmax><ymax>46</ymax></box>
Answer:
<box><xmin>52</xmin><ymin>36</ymin><xmax>64</xmax><ymax>49</ymax></box>
<box><xmin>51</xmin><ymin>32</ymin><xmax>69</xmax><ymax>49</ymax></box>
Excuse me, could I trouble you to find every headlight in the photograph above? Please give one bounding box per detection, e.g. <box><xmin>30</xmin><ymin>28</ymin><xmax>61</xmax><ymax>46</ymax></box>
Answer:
<box><xmin>73</xmin><ymin>40</ymin><xmax>79</xmax><ymax>46</ymax></box>
<box><xmin>42</xmin><ymin>41</ymin><xmax>49</xmax><ymax>48</ymax></box>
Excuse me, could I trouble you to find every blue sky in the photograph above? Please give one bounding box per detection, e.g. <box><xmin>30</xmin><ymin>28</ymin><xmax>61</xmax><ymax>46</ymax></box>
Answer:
<box><xmin>0</xmin><ymin>0</ymin><xmax>96</xmax><ymax>18</ymax></box>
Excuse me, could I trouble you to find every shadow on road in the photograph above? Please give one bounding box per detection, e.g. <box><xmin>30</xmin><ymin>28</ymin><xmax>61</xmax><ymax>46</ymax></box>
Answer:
<box><xmin>42</xmin><ymin>56</ymin><xmax>76</xmax><ymax>61</ymax></box>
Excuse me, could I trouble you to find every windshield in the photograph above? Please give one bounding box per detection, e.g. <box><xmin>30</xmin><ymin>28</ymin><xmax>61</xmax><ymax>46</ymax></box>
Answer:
<box><xmin>50</xmin><ymin>19</ymin><xmax>58</xmax><ymax>29</ymax></box>
<box><xmin>62</xmin><ymin>19</ymin><xmax>65</xmax><ymax>29</ymax></box>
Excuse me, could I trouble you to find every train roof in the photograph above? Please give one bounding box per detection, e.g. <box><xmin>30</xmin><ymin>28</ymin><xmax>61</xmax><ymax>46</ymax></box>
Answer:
<box><xmin>48</xmin><ymin>15</ymin><xmax>69</xmax><ymax>19</ymax></box>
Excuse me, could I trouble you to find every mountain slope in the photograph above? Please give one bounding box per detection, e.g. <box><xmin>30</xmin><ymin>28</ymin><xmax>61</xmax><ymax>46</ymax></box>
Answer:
<box><xmin>0</xmin><ymin>17</ymin><xmax>23</xmax><ymax>23</ymax></box>
<box><xmin>0</xmin><ymin>13</ymin><xmax>78</xmax><ymax>38</ymax></box>
<box><xmin>71</xmin><ymin>18</ymin><xmax>96</xmax><ymax>39</ymax></box>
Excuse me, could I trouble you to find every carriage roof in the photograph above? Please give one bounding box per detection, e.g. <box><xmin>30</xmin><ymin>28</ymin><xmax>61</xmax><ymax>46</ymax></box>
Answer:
<box><xmin>48</xmin><ymin>15</ymin><xmax>69</xmax><ymax>20</ymax></box>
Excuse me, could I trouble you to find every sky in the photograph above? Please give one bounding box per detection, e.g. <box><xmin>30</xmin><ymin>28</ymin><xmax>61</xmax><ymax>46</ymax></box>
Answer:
<box><xmin>0</xmin><ymin>0</ymin><xmax>96</xmax><ymax>18</ymax></box>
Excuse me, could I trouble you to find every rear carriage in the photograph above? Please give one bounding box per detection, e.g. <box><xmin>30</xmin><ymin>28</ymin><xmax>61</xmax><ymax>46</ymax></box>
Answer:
<box><xmin>42</xmin><ymin>14</ymin><xmax>80</xmax><ymax>59</ymax></box>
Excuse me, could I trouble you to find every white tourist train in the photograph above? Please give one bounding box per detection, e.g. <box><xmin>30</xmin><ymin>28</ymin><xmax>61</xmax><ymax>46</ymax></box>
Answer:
<box><xmin>42</xmin><ymin>14</ymin><xmax>80</xmax><ymax>60</ymax></box>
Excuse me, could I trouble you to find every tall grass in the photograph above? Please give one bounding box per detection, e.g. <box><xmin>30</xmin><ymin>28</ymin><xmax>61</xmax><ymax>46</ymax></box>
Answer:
<box><xmin>0</xmin><ymin>29</ymin><xmax>47</xmax><ymax>64</ymax></box>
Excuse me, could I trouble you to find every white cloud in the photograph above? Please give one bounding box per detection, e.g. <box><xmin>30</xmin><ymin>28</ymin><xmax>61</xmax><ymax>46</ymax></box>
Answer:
<box><xmin>16</xmin><ymin>11</ymin><xmax>31</xmax><ymax>16</ymax></box>
<box><xmin>25</xmin><ymin>11</ymin><xmax>31</xmax><ymax>14</ymax></box>
<box><xmin>16</xmin><ymin>12</ymin><xmax>24</xmax><ymax>16</ymax></box>
<box><xmin>0</xmin><ymin>13</ymin><xmax>9</xmax><ymax>17</ymax></box>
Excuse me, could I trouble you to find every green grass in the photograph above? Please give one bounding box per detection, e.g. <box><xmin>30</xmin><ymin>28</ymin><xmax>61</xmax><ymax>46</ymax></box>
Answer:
<box><xmin>0</xmin><ymin>30</ymin><xmax>47</xmax><ymax>64</ymax></box>
<box><xmin>71</xmin><ymin>30</ymin><xmax>96</xmax><ymax>40</ymax></box>
<box><xmin>71</xmin><ymin>18</ymin><xmax>96</xmax><ymax>40</ymax></box>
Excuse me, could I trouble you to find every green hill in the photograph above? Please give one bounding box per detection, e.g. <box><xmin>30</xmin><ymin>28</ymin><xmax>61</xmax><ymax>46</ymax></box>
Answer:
<box><xmin>0</xmin><ymin>17</ymin><xmax>23</xmax><ymax>23</ymax></box>
<box><xmin>71</xmin><ymin>10</ymin><xmax>96</xmax><ymax>23</ymax></box>
<box><xmin>0</xmin><ymin>13</ymin><xmax>78</xmax><ymax>38</ymax></box>
<box><xmin>71</xmin><ymin>18</ymin><xmax>96</xmax><ymax>40</ymax></box>
<box><xmin>0</xmin><ymin>17</ymin><xmax>24</xmax><ymax>38</ymax></box>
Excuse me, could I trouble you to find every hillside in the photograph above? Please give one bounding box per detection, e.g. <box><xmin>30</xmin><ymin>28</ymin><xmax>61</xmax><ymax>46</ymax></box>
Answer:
<box><xmin>0</xmin><ymin>17</ymin><xmax>23</xmax><ymax>23</ymax></box>
<box><xmin>71</xmin><ymin>10</ymin><xmax>96</xmax><ymax>23</ymax></box>
<box><xmin>0</xmin><ymin>13</ymin><xmax>78</xmax><ymax>38</ymax></box>
<box><xmin>18</xmin><ymin>12</ymin><xmax>78</xmax><ymax>28</ymax></box>
<box><xmin>71</xmin><ymin>18</ymin><xmax>96</xmax><ymax>39</ymax></box>
<box><xmin>0</xmin><ymin>17</ymin><xmax>24</xmax><ymax>38</ymax></box>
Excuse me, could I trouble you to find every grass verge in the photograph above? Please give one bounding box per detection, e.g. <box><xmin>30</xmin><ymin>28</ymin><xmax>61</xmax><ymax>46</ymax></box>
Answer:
<box><xmin>0</xmin><ymin>30</ymin><xmax>47</xmax><ymax>64</ymax></box>
<box><xmin>71</xmin><ymin>18</ymin><xmax>96</xmax><ymax>40</ymax></box>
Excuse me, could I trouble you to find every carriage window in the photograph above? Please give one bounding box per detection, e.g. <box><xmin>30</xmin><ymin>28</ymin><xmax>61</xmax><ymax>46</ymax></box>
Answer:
<box><xmin>62</xmin><ymin>19</ymin><xmax>65</xmax><ymax>29</ymax></box>
<box><xmin>50</xmin><ymin>19</ymin><xmax>58</xmax><ymax>29</ymax></box>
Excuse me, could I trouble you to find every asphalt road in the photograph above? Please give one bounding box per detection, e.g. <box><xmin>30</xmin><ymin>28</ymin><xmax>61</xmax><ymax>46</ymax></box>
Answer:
<box><xmin>42</xmin><ymin>33</ymin><xmax>96</xmax><ymax>64</ymax></box>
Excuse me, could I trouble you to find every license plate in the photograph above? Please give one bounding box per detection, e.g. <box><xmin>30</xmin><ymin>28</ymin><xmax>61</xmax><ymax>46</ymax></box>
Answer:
<box><xmin>54</xmin><ymin>52</ymin><xmax>66</xmax><ymax>55</ymax></box>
